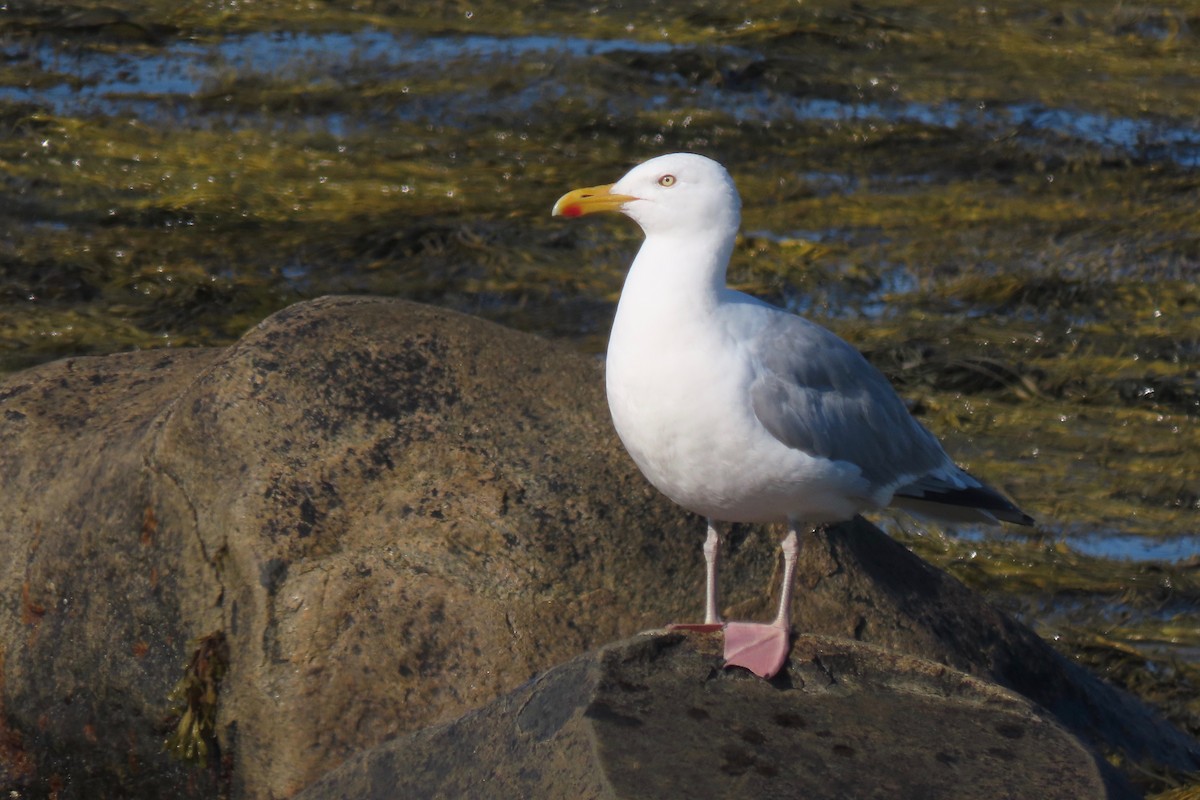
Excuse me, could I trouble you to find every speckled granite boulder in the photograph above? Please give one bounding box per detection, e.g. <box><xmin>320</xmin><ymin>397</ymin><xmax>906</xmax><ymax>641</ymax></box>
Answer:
<box><xmin>0</xmin><ymin>296</ymin><xmax>1195</xmax><ymax>799</ymax></box>
<box><xmin>296</xmin><ymin>632</ymin><xmax>1127</xmax><ymax>800</ymax></box>
<box><xmin>0</xmin><ymin>297</ymin><xmax>713</xmax><ymax>798</ymax></box>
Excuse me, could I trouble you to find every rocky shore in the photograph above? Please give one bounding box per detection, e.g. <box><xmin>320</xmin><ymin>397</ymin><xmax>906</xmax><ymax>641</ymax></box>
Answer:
<box><xmin>1</xmin><ymin>297</ymin><xmax>1195</xmax><ymax>798</ymax></box>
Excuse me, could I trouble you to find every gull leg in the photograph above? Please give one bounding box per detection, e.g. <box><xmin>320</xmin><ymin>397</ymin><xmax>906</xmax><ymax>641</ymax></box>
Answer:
<box><xmin>723</xmin><ymin>520</ymin><xmax>801</xmax><ymax>679</ymax></box>
<box><xmin>703</xmin><ymin>519</ymin><xmax>722</xmax><ymax>625</ymax></box>
<box><xmin>667</xmin><ymin>518</ymin><xmax>724</xmax><ymax>632</ymax></box>
<box><xmin>771</xmin><ymin>525</ymin><xmax>800</xmax><ymax>628</ymax></box>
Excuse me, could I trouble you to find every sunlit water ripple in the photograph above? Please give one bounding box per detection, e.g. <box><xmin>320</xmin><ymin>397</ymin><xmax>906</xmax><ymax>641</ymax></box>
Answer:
<box><xmin>2</xmin><ymin>29</ymin><xmax>1198</xmax><ymax>166</ymax></box>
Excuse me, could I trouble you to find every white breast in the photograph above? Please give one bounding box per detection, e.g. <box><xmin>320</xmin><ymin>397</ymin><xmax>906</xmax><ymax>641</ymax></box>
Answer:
<box><xmin>604</xmin><ymin>294</ymin><xmax>873</xmax><ymax>524</ymax></box>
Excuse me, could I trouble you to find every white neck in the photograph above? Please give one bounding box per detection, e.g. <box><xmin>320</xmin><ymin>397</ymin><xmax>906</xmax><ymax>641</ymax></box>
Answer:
<box><xmin>618</xmin><ymin>226</ymin><xmax>735</xmax><ymax>315</ymax></box>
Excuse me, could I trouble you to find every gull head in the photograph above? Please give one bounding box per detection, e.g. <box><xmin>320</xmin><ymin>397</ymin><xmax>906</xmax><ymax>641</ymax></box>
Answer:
<box><xmin>553</xmin><ymin>153</ymin><xmax>741</xmax><ymax>240</ymax></box>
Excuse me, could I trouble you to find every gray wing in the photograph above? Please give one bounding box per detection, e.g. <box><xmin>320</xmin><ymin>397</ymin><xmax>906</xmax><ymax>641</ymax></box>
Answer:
<box><xmin>745</xmin><ymin>310</ymin><xmax>948</xmax><ymax>491</ymax></box>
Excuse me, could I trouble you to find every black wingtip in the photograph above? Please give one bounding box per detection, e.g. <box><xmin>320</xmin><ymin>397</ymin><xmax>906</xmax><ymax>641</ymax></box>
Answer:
<box><xmin>894</xmin><ymin>483</ymin><xmax>1035</xmax><ymax>526</ymax></box>
<box><xmin>993</xmin><ymin>507</ymin><xmax>1036</xmax><ymax>527</ymax></box>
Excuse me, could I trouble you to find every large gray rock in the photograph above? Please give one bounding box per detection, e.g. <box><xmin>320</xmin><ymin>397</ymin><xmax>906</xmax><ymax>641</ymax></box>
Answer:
<box><xmin>769</xmin><ymin>519</ymin><xmax>1200</xmax><ymax>778</ymax></box>
<box><xmin>296</xmin><ymin>632</ymin><xmax>1124</xmax><ymax>800</ymax></box>
<box><xmin>0</xmin><ymin>346</ymin><xmax>226</xmax><ymax>796</ymax></box>
<box><xmin>0</xmin><ymin>297</ymin><xmax>734</xmax><ymax>798</ymax></box>
<box><xmin>0</xmin><ymin>296</ymin><xmax>1196</xmax><ymax>798</ymax></box>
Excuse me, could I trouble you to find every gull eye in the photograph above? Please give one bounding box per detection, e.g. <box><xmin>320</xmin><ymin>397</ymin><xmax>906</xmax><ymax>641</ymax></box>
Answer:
<box><xmin>658</xmin><ymin>174</ymin><xmax>676</xmax><ymax>187</ymax></box>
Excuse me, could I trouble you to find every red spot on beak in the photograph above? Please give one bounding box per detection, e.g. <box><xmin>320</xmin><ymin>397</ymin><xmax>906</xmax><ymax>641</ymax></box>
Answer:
<box><xmin>560</xmin><ymin>204</ymin><xmax>583</xmax><ymax>218</ymax></box>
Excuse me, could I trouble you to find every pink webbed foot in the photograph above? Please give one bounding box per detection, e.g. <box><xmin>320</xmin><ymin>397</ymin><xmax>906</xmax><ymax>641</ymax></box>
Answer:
<box><xmin>722</xmin><ymin>622</ymin><xmax>790</xmax><ymax>679</ymax></box>
<box><xmin>723</xmin><ymin>526</ymin><xmax>801</xmax><ymax>679</ymax></box>
<box><xmin>671</xmin><ymin>521</ymin><xmax>802</xmax><ymax>680</ymax></box>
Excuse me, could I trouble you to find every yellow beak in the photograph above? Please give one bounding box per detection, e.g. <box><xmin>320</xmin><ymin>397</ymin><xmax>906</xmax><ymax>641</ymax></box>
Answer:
<box><xmin>551</xmin><ymin>183</ymin><xmax>638</xmax><ymax>218</ymax></box>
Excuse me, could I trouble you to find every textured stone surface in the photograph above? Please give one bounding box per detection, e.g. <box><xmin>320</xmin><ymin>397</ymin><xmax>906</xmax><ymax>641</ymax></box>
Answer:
<box><xmin>0</xmin><ymin>297</ymin><xmax>715</xmax><ymax>798</ymax></box>
<box><xmin>0</xmin><ymin>296</ymin><xmax>1196</xmax><ymax>798</ymax></box>
<box><xmin>0</xmin><ymin>346</ymin><xmax>226</xmax><ymax>797</ymax></box>
<box><xmin>774</xmin><ymin>521</ymin><xmax>1200</xmax><ymax>776</ymax></box>
<box><xmin>296</xmin><ymin>632</ymin><xmax>1125</xmax><ymax>800</ymax></box>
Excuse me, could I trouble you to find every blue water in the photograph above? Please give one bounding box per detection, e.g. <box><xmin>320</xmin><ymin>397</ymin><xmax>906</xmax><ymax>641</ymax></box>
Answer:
<box><xmin>946</xmin><ymin>524</ymin><xmax>1200</xmax><ymax>564</ymax></box>
<box><xmin>1064</xmin><ymin>531</ymin><xmax>1200</xmax><ymax>563</ymax></box>
<box><xmin>2</xmin><ymin>29</ymin><xmax>1197</xmax><ymax>167</ymax></box>
<box><xmin>0</xmin><ymin>29</ymin><xmax>677</xmax><ymax>106</ymax></box>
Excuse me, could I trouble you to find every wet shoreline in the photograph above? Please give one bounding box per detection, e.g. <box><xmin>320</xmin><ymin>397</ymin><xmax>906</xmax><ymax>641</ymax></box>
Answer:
<box><xmin>1</xmin><ymin>0</ymin><xmax>1197</xmax><ymax>768</ymax></box>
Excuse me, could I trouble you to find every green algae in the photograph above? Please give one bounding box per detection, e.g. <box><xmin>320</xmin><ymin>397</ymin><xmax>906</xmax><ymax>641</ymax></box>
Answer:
<box><xmin>164</xmin><ymin>632</ymin><xmax>229</xmax><ymax>766</ymax></box>
<box><xmin>1</xmin><ymin>0</ymin><xmax>1198</xmax><ymax>783</ymax></box>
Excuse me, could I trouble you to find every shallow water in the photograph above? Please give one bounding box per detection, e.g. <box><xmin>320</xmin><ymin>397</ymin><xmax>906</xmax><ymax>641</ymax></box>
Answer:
<box><xmin>953</xmin><ymin>525</ymin><xmax>1200</xmax><ymax>564</ymax></box>
<box><xmin>0</xmin><ymin>0</ymin><xmax>1197</xmax><ymax>768</ymax></box>
<box><xmin>6</xmin><ymin>28</ymin><xmax>1199</xmax><ymax>167</ymax></box>
<box><xmin>0</xmin><ymin>30</ymin><xmax>680</xmax><ymax>115</ymax></box>
<box><xmin>1068</xmin><ymin>531</ymin><xmax>1200</xmax><ymax>563</ymax></box>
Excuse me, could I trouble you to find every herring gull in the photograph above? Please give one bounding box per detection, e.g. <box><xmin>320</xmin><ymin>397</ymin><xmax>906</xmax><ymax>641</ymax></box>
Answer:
<box><xmin>553</xmin><ymin>153</ymin><xmax>1033</xmax><ymax>678</ymax></box>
